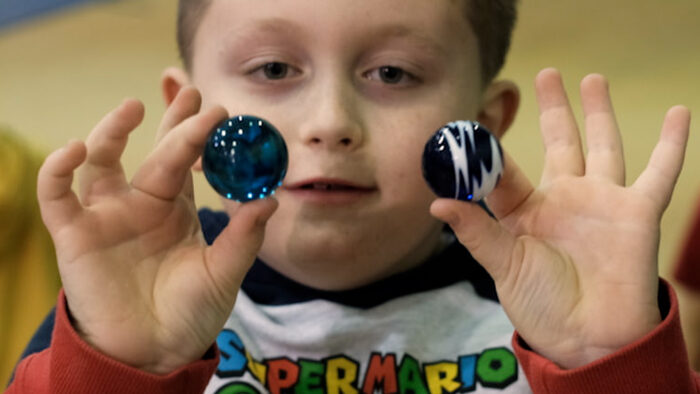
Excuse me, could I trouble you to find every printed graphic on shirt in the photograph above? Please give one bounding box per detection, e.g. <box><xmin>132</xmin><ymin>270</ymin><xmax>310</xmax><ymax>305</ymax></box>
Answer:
<box><xmin>215</xmin><ymin>329</ymin><xmax>519</xmax><ymax>393</ymax></box>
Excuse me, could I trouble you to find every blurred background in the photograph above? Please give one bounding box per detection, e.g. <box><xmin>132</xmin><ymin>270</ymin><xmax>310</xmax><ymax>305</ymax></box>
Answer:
<box><xmin>1</xmin><ymin>0</ymin><xmax>699</xmax><ymax>384</ymax></box>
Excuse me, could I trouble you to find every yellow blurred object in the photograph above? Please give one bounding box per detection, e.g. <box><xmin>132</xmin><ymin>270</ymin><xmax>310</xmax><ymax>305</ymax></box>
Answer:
<box><xmin>0</xmin><ymin>129</ymin><xmax>61</xmax><ymax>386</ymax></box>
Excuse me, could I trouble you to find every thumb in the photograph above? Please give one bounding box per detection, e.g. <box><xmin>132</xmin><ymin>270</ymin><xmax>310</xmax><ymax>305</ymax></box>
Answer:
<box><xmin>206</xmin><ymin>197</ymin><xmax>278</xmax><ymax>292</ymax></box>
<box><xmin>430</xmin><ymin>199</ymin><xmax>518</xmax><ymax>283</ymax></box>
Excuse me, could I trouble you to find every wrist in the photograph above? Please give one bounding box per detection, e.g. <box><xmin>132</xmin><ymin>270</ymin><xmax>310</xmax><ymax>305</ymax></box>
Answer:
<box><xmin>543</xmin><ymin>310</ymin><xmax>662</xmax><ymax>369</ymax></box>
<box><xmin>67</xmin><ymin>303</ymin><xmax>208</xmax><ymax>375</ymax></box>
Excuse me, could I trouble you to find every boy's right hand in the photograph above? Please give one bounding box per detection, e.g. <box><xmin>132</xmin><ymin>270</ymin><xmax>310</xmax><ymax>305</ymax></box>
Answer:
<box><xmin>37</xmin><ymin>87</ymin><xmax>278</xmax><ymax>374</ymax></box>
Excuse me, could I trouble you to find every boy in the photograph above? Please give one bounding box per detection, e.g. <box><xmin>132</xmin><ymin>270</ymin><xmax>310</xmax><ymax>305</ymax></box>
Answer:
<box><xmin>7</xmin><ymin>0</ymin><xmax>699</xmax><ymax>392</ymax></box>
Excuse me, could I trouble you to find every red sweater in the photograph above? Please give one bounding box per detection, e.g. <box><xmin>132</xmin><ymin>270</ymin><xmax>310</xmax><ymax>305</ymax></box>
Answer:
<box><xmin>675</xmin><ymin>195</ymin><xmax>700</xmax><ymax>291</ymax></box>
<box><xmin>6</xmin><ymin>281</ymin><xmax>699</xmax><ymax>394</ymax></box>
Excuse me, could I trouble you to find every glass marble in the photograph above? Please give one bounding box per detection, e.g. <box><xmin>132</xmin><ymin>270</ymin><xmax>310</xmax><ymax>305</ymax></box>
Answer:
<box><xmin>422</xmin><ymin>120</ymin><xmax>504</xmax><ymax>202</ymax></box>
<box><xmin>202</xmin><ymin>115</ymin><xmax>288</xmax><ymax>202</ymax></box>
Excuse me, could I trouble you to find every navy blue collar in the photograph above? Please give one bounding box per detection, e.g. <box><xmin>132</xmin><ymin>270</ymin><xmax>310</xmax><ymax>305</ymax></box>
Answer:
<box><xmin>199</xmin><ymin>208</ymin><xmax>497</xmax><ymax>308</ymax></box>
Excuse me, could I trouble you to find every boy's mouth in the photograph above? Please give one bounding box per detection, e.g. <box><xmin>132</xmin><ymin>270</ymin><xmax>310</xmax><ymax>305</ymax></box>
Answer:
<box><xmin>286</xmin><ymin>178</ymin><xmax>375</xmax><ymax>191</ymax></box>
<box><xmin>300</xmin><ymin>183</ymin><xmax>363</xmax><ymax>191</ymax></box>
<box><xmin>283</xmin><ymin>178</ymin><xmax>377</xmax><ymax>204</ymax></box>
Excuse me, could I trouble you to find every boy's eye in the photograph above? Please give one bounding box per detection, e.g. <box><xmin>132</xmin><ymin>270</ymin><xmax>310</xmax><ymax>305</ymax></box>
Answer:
<box><xmin>379</xmin><ymin>66</ymin><xmax>404</xmax><ymax>84</ymax></box>
<box><xmin>365</xmin><ymin>66</ymin><xmax>416</xmax><ymax>85</ymax></box>
<box><xmin>247</xmin><ymin>61</ymin><xmax>299</xmax><ymax>81</ymax></box>
<box><xmin>262</xmin><ymin>62</ymin><xmax>289</xmax><ymax>79</ymax></box>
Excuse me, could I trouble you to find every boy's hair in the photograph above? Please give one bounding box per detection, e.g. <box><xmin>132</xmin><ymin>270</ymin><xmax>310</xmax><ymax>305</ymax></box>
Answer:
<box><xmin>177</xmin><ymin>0</ymin><xmax>517</xmax><ymax>84</ymax></box>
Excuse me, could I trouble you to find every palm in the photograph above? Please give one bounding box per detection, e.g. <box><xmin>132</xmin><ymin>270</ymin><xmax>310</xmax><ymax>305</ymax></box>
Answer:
<box><xmin>37</xmin><ymin>88</ymin><xmax>277</xmax><ymax>373</ymax></box>
<box><xmin>55</xmin><ymin>189</ymin><xmax>211</xmax><ymax>369</ymax></box>
<box><xmin>499</xmin><ymin>177</ymin><xmax>661</xmax><ymax>366</ymax></box>
<box><xmin>432</xmin><ymin>69</ymin><xmax>690</xmax><ymax>368</ymax></box>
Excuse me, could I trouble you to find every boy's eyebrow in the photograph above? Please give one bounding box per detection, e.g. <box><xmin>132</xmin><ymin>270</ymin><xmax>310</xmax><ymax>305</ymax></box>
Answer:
<box><xmin>369</xmin><ymin>24</ymin><xmax>450</xmax><ymax>58</ymax></box>
<box><xmin>224</xmin><ymin>18</ymin><xmax>310</xmax><ymax>45</ymax></box>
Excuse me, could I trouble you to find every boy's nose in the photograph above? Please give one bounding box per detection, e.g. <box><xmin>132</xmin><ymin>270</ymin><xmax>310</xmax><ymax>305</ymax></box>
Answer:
<box><xmin>296</xmin><ymin>76</ymin><xmax>365</xmax><ymax>152</ymax></box>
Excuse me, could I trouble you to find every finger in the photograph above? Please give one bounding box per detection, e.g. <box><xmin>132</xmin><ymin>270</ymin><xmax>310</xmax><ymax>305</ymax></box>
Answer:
<box><xmin>155</xmin><ymin>86</ymin><xmax>202</xmax><ymax>142</ymax></box>
<box><xmin>632</xmin><ymin>106</ymin><xmax>690</xmax><ymax>210</ymax></box>
<box><xmin>37</xmin><ymin>140</ymin><xmax>87</xmax><ymax>231</ymax></box>
<box><xmin>131</xmin><ymin>105</ymin><xmax>228</xmax><ymax>200</ymax></box>
<box><xmin>483</xmin><ymin>151</ymin><xmax>536</xmax><ymax>220</ymax></box>
<box><xmin>154</xmin><ymin>87</ymin><xmax>202</xmax><ymax>200</ymax></box>
<box><xmin>580</xmin><ymin>74</ymin><xmax>625</xmax><ymax>184</ymax></box>
<box><xmin>205</xmin><ymin>198</ymin><xmax>279</xmax><ymax>296</ymax></box>
<box><xmin>431</xmin><ymin>198</ymin><xmax>518</xmax><ymax>283</ymax></box>
<box><xmin>536</xmin><ymin>68</ymin><xmax>585</xmax><ymax>183</ymax></box>
<box><xmin>79</xmin><ymin>99</ymin><xmax>145</xmax><ymax>200</ymax></box>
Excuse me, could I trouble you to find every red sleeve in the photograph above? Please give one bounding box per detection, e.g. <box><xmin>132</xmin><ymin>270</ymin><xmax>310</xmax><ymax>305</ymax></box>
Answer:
<box><xmin>674</xmin><ymin>195</ymin><xmax>700</xmax><ymax>291</ymax></box>
<box><xmin>5</xmin><ymin>290</ymin><xmax>219</xmax><ymax>394</ymax></box>
<box><xmin>512</xmin><ymin>280</ymin><xmax>700</xmax><ymax>393</ymax></box>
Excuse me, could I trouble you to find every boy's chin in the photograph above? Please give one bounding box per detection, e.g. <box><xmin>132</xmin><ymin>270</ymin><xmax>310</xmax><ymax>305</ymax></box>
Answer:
<box><xmin>282</xmin><ymin>229</ymin><xmax>371</xmax><ymax>267</ymax></box>
<box><xmin>269</xmin><ymin>252</ymin><xmax>402</xmax><ymax>291</ymax></box>
<box><xmin>260</xmin><ymin>224</ymin><xmax>442</xmax><ymax>291</ymax></box>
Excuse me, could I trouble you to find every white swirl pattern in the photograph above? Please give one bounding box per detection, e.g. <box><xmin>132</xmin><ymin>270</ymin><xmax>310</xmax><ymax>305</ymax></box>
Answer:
<box><xmin>440</xmin><ymin>121</ymin><xmax>503</xmax><ymax>201</ymax></box>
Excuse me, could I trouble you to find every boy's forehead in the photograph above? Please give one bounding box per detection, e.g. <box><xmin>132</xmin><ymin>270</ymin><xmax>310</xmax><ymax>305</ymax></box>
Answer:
<box><xmin>198</xmin><ymin>0</ymin><xmax>474</xmax><ymax>49</ymax></box>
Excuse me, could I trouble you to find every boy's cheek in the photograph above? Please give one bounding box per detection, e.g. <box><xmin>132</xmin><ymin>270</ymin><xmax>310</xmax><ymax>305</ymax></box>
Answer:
<box><xmin>376</xmin><ymin>164</ymin><xmax>435</xmax><ymax>209</ymax></box>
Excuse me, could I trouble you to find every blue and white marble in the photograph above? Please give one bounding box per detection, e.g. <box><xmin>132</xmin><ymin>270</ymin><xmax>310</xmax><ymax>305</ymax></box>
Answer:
<box><xmin>422</xmin><ymin>121</ymin><xmax>504</xmax><ymax>202</ymax></box>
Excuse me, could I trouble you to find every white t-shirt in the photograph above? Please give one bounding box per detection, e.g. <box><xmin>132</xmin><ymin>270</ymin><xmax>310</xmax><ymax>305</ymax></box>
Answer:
<box><xmin>199</xmin><ymin>208</ymin><xmax>530</xmax><ymax>394</ymax></box>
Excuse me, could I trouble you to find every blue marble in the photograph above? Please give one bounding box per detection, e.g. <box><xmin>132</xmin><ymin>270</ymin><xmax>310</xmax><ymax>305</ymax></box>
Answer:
<box><xmin>203</xmin><ymin>115</ymin><xmax>288</xmax><ymax>202</ymax></box>
<box><xmin>422</xmin><ymin>121</ymin><xmax>504</xmax><ymax>202</ymax></box>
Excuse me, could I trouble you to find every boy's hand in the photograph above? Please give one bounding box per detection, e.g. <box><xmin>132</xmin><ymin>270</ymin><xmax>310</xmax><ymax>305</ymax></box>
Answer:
<box><xmin>431</xmin><ymin>68</ymin><xmax>691</xmax><ymax>369</ymax></box>
<box><xmin>37</xmin><ymin>87</ymin><xmax>278</xmax><ymax>374</ymax></box>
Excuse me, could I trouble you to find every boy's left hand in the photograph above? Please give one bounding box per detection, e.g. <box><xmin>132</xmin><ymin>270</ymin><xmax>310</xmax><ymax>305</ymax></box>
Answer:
<box><xmin>431</xmin><ymin>68</ymin><xmax>691</xmax><ymax>369</ymax></box>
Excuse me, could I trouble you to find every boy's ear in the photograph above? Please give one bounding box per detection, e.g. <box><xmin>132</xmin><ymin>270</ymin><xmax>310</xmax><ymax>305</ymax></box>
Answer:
<box><xmin>476</xmin><ymin>80</ymin><xmax>520</xmax><ymax>139</ymax></box>
<box><xmin>161</xmin><ymin>67</ymin><xmax>192</xmax><ymax>106</ymax></box>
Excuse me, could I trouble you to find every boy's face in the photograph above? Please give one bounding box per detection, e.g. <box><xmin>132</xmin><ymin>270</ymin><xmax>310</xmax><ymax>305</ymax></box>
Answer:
<box><xmin>187</xmin><ymin>0</ymin><xmax>489</xmax><ymax>289</ymax></box>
